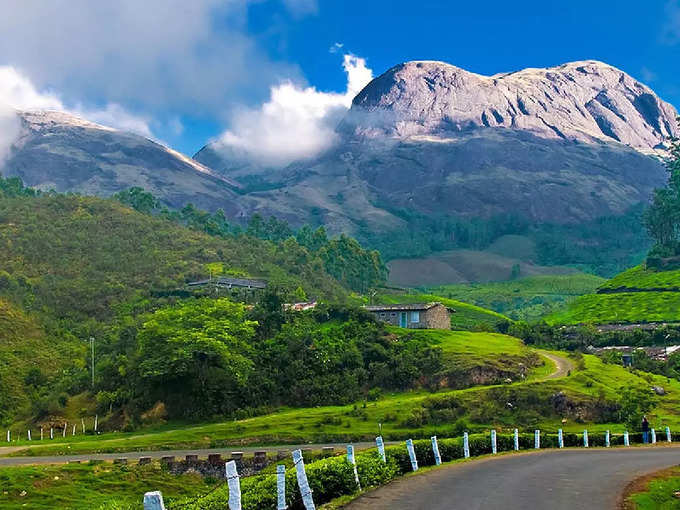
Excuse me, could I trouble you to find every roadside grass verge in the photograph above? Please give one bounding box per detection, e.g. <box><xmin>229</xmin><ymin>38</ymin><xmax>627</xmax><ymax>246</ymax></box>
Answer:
<box><xmin>624</xmin><ymin>465</ymin><xmax>680</xmax><ymax>510</ymax></box>
<box><xmin>0</xmin><ymin>462</ymin><xmax>215</xmax><ymax>510</ymax></box>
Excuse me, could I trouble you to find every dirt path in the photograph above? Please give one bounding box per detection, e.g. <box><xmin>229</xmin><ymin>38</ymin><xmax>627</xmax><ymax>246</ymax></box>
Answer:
<box><xmin>536</xmin><ymin>350</ymin><xmax>574</xmax><ymax>380</ymax></box>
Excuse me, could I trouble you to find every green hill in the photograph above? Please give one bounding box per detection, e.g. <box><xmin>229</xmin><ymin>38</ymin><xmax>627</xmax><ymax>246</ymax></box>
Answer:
<box><xmin>427</xmin><ymin>273</ymin><xmax>605</xmax><ymax>321</ymax></box>
<box><xmin>373</xmin><ymin>291</ymin><xmax>509</xmax><ymax>329</ymax></box>
<box><xmin>547</xmin><ymin>265</ymin><xmax>680</xmax><ymax>325</ymax></box>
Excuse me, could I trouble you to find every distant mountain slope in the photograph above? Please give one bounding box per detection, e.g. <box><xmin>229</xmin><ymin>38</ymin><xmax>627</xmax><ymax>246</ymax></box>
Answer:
<box><xmin>197</xmin><ymin>60</ymin><xmax>677</xmax><ymax>235</ymax></box>
<box><xmin>2</xmin><ymin>110</ymin><xmax>248</xmax><ymax>215</ymax></box>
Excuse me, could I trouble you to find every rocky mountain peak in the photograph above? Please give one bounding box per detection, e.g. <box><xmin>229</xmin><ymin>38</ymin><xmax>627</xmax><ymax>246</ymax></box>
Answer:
<box><xmin>346</xmin><ymin>60</ymin><xmax>678</xmax><ymax>152</ymax></box>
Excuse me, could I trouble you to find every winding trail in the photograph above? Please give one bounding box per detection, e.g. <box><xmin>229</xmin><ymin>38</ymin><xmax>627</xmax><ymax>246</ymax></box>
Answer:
<box><xmin>537</xmin><ymin>350</ymin><xmax>574</xmax><ymax>380</ymax></box>
<box><xmin>345</xmin><ymin>446</ymin><xmax>680</xmax><ymax>510</ymax></box>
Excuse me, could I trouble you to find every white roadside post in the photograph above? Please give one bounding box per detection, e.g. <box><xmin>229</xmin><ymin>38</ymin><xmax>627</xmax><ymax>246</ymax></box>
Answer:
<box><xmin>81</xmin><ymin>418</ymin><xmax>85</xmax><ymax>434</ymax></box>
<box><xmin>491</xmin><ymin>430</ymin><xmax>497</xmax><ymax>455</ymax></box>
<box><xmin>463</xmin><ymin>432</ymin><xmax>470</xmax><ymax>459</ymax></box>
<box><xmin>534</xmin><ymin>430</ymin><xmax>540</xmax><ymax>449</ymax></box>
<box><xmin>143</xmin><ymin>491</ymin><xmax>166</xmax><ymax>510</ymax></box>
<box><xmin>376</xmin><ymin>436</ymin><xmax>386</xmax><ymax>463</ymax></box>
<box><xmin>513</xmin><ymin>429</ymin><xmax>519</xmax><ymax>451</ymax></box>
<box><xmin>50</xmin><ymin>427</ymin><xmax>53</xmax><ymax>440</ymax></box>
<box><xmin>651</xmin><ymin>428</ymin><xmax>657</xmax><ymax>444</ymax></box>
<box><xmin>624</xmin><ymin>431</ymin><xmax>630</xmax><ymax>447</ymax></box>
<box><xmin>292</xmin><ymin>449</ymin><xmax>315</xmax><ymax>510</ymax></box>
<box><xmin>347</xmin><ymin>444</ymin><xmax>361</xmax><ymax>490</ymax></box>
<box><xmin>94</xmin><ymin>414</ymin><xmax>98</xmax><ymax>433</ymax></box>
<box><xmin>27</xmin><ymin>430</ymin><xmax>31</xmax><ymax>441</ymax></box>
<box><xmin>667</xmin><ymin>426</ymin><xmax>672</xmax><ymax>443</ymax></box>
<box><xmin>40</xmin><ymin>427</ymin><xmax>43</xmax><ymax>441</ymax></box>
<box><xmin>583</xmin><ymin>430</ymin><xmax>589</xmax><ymax>448</ymax></box>
<box><xmin>72</xmin><ymin>424</ymin><xmax>76</xmax><ymax>436</ymax></box>
<box><xmin>63</xmin><ymin>423</ymin><xmax>67</xmax><ymax>438</ymax></box>
<box><xmin>406</xmin><ymin>439</ymin><xmax>418</xmax><ymax>471</ymax></box>
<box><xmin>558</xmin><ymin>429</ymin><xmax>564</xmax><ymax>449</ymax></box>
<box><xmin>605</xmin><ymin>430</ymin><xmax>610</xmax><ymax>448</ymax></box>
<box><xmin>276</xmin><ymin>465</ymin><xmax>287</xmax><ymax>510</ymax></box>
<box><xmin>6</xmin><ymin>430</ymin><xmax>9</xmax><ymax>443</ymax></box>
<box><xmin>225</xmin><ymin>460</ymin><xmax>242</xmax><ymax>510</ymax></box>
<box><xmin>431</xmin><ymin>436</ymin><xmax>442</xmax><ymax>466</ymax></box>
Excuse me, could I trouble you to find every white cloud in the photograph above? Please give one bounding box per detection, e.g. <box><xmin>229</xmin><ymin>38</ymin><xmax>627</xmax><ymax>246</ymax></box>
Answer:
<box><xmin>0</xmin><ymin>65</ymin><xmax>153</xmax><ymax>162</ymax></box>
<box><xmin>0</xmin><ymin>1</ymin><xmax>300</xmax><ymax>119</ymax></box>
<box><xmin>329</xmin><ymin>42</ymin><xmax>344</xmax><ymax>54</ymax></box>
<box><xmin>214</xmin><ymin>54</ymin><xmax>373</xmax><ymax>166</ymax></box>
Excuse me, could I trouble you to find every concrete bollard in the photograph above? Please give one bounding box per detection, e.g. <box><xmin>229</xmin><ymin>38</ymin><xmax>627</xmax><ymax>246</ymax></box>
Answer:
<box><xmin>225</xmin><ymin>460</ymin><xmax>242</xmax><ymax>510</ymax></box>
<box><xmin>667</xmin><ymin>426</ymin><xmax>672</xmax><ymax>442</ymax></box>
<box><xmin>651</xmin><ymin>428</ymin><xmax>657</xmax><ymax>444</ymax></box>
<box><xmin>6</xmin><ymin>430</ymin><xmax>9</xmax><ymax>443</ymax></box>
<box><xmin>292</xmin><ymin>449</ymin><xmax>315</xmax><ymax>510</ymax></box>
<box><xmin>463</xmin><ymin>432</ymin><xmax>470</xmax><ymax>458</ymax></box>
<box><xmin>62</xmin><ymin>423</ymin><xmax>67</xmax><ymax>438</ymax></box>
<box><xmin>185</xmin><ymin>454</ymin><xmax>199</xmax><ymax>462</ymax></box>
<box><xmin>624</xmin><ymin>431</ymin><xmax>630</xmax><ymax>446</ymax></box>
<box><xmin>405</xmin><ymin>439</ymin><xmax>418</xmax><ymax>471</ymax></box>
<box><xmin>431</xmin><ymin>436</ymin><xmax>441</xmax><ymax>466</ymax></box>
<box><xmin>347</xmin><ymin>444</ymin><xmax>360</xmax><ymax>489</ymax></box>
<box><xmin>491</xmin><ymin>429</ymin><xmax>497</xmax><ymax>454</ymax></box>
<box><xmin>583</xmin><ymin>430</ymin><xmax>588</xmax><ymax>448</ymax></box>
<box><xmin>208</xmin><ymin>453</ymin><xmax>222</xmax><ymax>464</ymax></box>
<box><xmin>143</xmin><ymin>491</ymin><xmax>166</xmax><ymax>510</ymax></box>
<box><xmin>558</xmin><ymin>429</ymin><xmax>564</xmax><ymax>449</ymax></box>
<box><xmin>605</xmin><ymin>430</ymin><xmax>610</xmax><ymax>447</ymax></box>
<box><xmin>40</xmin><ymin>427</ymin><xmax>43</xmax><ymax>440</ymax></box>
<box><xmin>534</xmin><ymin>430</ymin><xmax>540</xmax><ymax>449</ymax></box>
<box><xmin>513</xmin><ymin>428</ymin><xmax>519</xmax><ymax>451</ymax></box>
<box><xmin>376</xmin><ymin>436</ymin><xmax>386</xmax><ymax>463</ymax></box>
<box><xmin>72</xmin><ymin>424</ymin><xmax>76</xmax><ymax>436</ymax></box>
<box><xmin>27</xmin><ymin>430</ymin><xmax>31</xmax><ymax>441</ymax></box>
<box><xmin>138</xmin><ymin>457</ymin><xmax>152</xmax><ymax>465</ymax></box>
<box><xmin>113</xmin><ymin>458</ymin><xmax>128</xmax><ymax>465</ymax></box>
<box><xmin>277</xmin><ymin>464</ymin><xmax>287</xmax><ymax>510</ymax></box>
<box><xmin>50</xmin><ymin>427</ymin><xmax>53</xmax><ymax>440</ymax></box>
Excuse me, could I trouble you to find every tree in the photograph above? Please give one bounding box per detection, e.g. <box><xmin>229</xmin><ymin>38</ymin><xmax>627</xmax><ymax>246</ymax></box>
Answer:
<box><xmin>134</xmin><ymin>298</ymin><xmax>256</xmax><ymax>418</ymax></box>
<box><xmin>113</xmin><ymin>187</ymin><xmax>159</xmax><ymax>214</ymax></box>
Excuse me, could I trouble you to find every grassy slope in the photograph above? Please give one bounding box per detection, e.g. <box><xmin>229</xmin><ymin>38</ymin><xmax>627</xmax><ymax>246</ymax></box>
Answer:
<box><xmin>0</xmin><ymin>462</ymin><xmax>214</xmax><ymax>510</ymax></box>
<box><xmin>548</xmin><ymin>265</ymin><xmax>680</xmax><ymax>325</ymax></box>
<box><xmin>627</xmin><ymin>466</ymin><xmax>680</xmax><ymax>509</ymax></box>
<box><xmin>0</xmin><ymin>299</ymin><xmax>70</xmax><ymax>418</ymax></box>
<box><xmin>427</xmin><ymin>274</ymin><xmax>605</xmax><ymax>321</ymax></box>
<box><xmin>374</xmin><ymin>292</ymin><xmax>509</xmax><ymax>329</ymax></box>
<box><xmin>9</xmin><ymin>337</ymin><xmax>680</xmax><ymax>457</ymax></box>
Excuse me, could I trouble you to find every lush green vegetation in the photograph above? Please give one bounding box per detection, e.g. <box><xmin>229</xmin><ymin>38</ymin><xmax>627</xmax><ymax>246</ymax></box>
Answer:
<box><xmin>627</xmin><ymin>466</ymin><xmax>680</xmax><ymax>510</ymax></box>
<box><xmin>547</xmin><ymin>292</ymin><xmax>680</xmax><ymax>325</ymax></box>
<box><xmin>599</xmin><ymin>265</ymin><xmax>680</xmax><ymax>291</ymax></box>
<box><xmin>0</xmin><ymin>462</ymin><xmax>215</xmax><ymax>510</ymax></box>
<box><xmin>373</xmin><ymin>291</ymin><xmax>509</xmax><ymax>330</ymax></box>
<box><xmin>427</xmin><ymin>274</ymin><xmax>605</xmax><ymax>321</ymax></box>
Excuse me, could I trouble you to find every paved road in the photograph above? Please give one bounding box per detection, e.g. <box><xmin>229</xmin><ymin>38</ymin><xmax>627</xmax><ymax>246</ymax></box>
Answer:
<box><xmin>346</xmin><ymin>446</ymin><xmax>680</xmax><ymax>510</ymax></box>
<box><xmin>537</xmin><ymin>350</ymin><xmax>574</xmax><ymax>380</ymax></box>
<box><xmin>0</xmin><ymin>441</ymin><xmax>384</xmax><ymax>466</ymax></box>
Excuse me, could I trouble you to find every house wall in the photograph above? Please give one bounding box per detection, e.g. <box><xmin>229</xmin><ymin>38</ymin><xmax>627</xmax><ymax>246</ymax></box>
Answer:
<box><xmin>371</xmin><ymin>305</ymin><xmax>450</xmax><ymax>330</ymax></box>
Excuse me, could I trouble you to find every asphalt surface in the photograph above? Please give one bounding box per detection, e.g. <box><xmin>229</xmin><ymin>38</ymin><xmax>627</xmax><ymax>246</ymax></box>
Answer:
<box><xmin>539</xmin><ymin>351</ymin><xmax>574</xmax><ymax>380</ymax></box>
<box><xmin>0</xmin><ymin>441</ymin><xmax>384</xmax><ymax>466</ymax></box>
<box><xmin>346</xmin><ymin>446</ymin><xmax>680</xmax><ymax>510</ymax></box>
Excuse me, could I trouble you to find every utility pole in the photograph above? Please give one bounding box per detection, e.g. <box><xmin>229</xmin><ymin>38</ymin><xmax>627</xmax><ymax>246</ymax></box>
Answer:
<box><xmin>90</xmin><ymin>336</ymin><xmax>95</xmax><ymax>388</ymax></box>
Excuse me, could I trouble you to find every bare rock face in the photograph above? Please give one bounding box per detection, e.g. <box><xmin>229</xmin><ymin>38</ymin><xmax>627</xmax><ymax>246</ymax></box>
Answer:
<box><xmin>345</xmin><ymin>60</ymin><xmax>677</xmax><ymax>151</ymax></box>
<box><xmin>196</xmin><ymin>60</ymin><xmax>678</xmax><ymax>233</ymax></box>
<box><xmin>2</xmin><ymin>110</ymin><xmax>247</xmax><ymax>216</ymax></box>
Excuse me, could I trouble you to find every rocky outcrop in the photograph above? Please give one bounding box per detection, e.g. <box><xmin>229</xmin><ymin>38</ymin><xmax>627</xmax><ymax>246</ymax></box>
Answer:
<box><xmin>1</xmin><ymin>110</ymin><xmax>248</xmax><ymax>216</ymax></box>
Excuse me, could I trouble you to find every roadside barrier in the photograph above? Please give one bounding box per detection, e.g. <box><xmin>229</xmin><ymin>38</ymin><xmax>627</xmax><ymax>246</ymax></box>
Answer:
<box><xmin>140</xmin><ymin>428</ymin><xmax>680</xmax><ymax>510</ymax></box>
<box><xmin>651</xmin><ymin>428</ymin><xmax>657</xmax><ymax>444</ymax></box>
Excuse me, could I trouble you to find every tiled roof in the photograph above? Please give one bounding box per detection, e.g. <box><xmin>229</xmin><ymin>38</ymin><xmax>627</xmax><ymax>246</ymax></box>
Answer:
<box><xmin>364</xmin><ymin>302</ymin><xmax>441</xmax><ymax>312</ymax></box>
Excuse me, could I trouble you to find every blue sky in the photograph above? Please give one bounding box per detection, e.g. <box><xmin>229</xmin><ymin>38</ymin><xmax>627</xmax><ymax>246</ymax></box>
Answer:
<box><xmin>0</xmin><ymin>0</ymin><xmax>678</xmax><ymax>158</ymax></box>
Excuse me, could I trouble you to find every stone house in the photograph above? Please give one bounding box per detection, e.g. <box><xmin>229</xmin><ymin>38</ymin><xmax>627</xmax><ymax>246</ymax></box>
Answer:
<box><xmin>364</xmin><ymin>302</ymin><xmax>453</xmax><ymax>330</ymax></box>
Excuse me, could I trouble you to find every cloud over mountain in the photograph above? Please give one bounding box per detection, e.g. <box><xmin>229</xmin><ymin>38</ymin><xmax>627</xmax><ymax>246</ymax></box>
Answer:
<box><xmin>211</xmin><ymin>54</ymin><xmax>373</xmax><ymax>166</ymax></box>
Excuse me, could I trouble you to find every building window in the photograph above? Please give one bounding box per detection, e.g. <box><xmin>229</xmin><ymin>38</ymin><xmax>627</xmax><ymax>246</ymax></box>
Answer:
<box><xmin>380</xmin><ymin>312</ymin><xmax>386</xmax><ymax>318</ymax></box>
<box><xmin>411</xmin><ymin>311</ymin><xmax>420</xmax><ymax>323</ymax></box>
<box><xmin>390</xmin><ymin>312</ymin><xmax>397</xmax><ymax>317</ymax></box>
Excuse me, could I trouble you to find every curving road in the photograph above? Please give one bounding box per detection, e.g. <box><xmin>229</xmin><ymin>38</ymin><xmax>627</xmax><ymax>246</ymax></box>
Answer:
<box><xmin>538</xmin><ymin>351</ymin><xmax>574</xmax><ymax>380</ymax></box>
<box><xmin>346</xmin><ymin>446</ymin><xmax>680</xmax><ymax>510</ymax></box>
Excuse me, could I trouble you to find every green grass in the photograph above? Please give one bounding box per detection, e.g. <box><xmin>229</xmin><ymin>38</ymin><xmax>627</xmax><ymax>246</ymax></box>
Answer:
<box><xmin>0</xmin><ymin>462</ymin><xmax>215</xmax><ymax>509</ymax></box>
<box><xmin>547</xmin><ymin>292</ymin><xmax>680</xmax><ymax>325</ymax></box>
<box><xmin>427</xmin><ymin>273</ymin><xmax>605</xmax><ymax>321</ymax></box>
<box><xmin>628</xmin><ymin>465</ymin><xmax>680</xmax><ymax>509</ymax></box>
<box><xmin>600</xmin><ymin>265</ymin><xmax>680</xmax><ymax>292</ymax></box>
<box><xmin>8</xmin><ymin>349</ymin><xmax>680</xmax><ymax>457</ymax></box>
<box><xmin>374</xmin><ymin>291</ymin><xmax>509</xmax><ymax>329</ymax></box>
